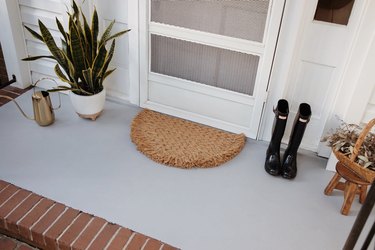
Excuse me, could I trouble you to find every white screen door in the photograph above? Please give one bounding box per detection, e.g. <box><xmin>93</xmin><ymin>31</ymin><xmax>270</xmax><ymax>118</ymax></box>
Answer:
<box><xmin>140</xmin><ymin>0</ymin><xmax>285</xmax><ymax>138</ymax></box>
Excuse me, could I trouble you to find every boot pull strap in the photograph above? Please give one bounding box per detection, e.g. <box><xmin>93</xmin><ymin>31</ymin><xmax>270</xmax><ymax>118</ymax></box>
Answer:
<box><xmin>273</xmin><ymin>107</ymin><xmax>288</xmax><ymax>120</ymax></box>
<box><xmin>299</xmin><ymin>117</ymin><xmax>310</xmax><ymax>123</ymax></box>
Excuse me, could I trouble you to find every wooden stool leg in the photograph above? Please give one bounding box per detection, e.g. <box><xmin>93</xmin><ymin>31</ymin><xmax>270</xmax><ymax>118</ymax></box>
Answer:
<box><xmin>341</xmin><ymin>182</ymin><xmax>358</xmax><ymax>215</ymax></box>
<box><xmin>359</xmin><ymin>185</ymin><xmax>368</xmax><ymax>204</ymax></box>
<box><xmin>324</xmin><ymin>173</ymin><xmax>341</xmax><ymax>195</ymax></box>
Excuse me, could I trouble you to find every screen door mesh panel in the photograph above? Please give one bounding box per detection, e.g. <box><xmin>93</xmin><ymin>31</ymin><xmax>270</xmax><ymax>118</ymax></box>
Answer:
<box><xmin>151</xmin><ymin>0</ymin><xmax>270</xmax><ymax>42</ymax></box>
<box><xmin>151</xmin><ymin>35</ymin><xmax>259</xmax><ymax>95</ymax></box>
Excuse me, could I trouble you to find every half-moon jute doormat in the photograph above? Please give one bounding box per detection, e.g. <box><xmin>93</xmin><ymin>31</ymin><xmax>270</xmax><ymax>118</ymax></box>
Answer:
<box><xmin>131</xmin><ymin>109</ymin><xmax>246</xmax><ymax>169</ymax></box>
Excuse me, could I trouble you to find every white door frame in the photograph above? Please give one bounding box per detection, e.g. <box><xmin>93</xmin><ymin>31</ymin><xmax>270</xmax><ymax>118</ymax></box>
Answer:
<box><xmin>0</xmin><ymin>0</ymin><xmax>31</xmax><ymax>88</ymax></box>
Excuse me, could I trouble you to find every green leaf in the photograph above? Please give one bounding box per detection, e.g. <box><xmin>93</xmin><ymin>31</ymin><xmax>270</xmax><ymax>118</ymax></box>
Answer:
<box><xmin>92</xmin><ymin>44</ymin><xmax>107</xmax><ymax>87</ymax></box>
<box><xmin>104</xmin><ymin>29</ymin><xmax>130</xmax><ymax>43</ymax></box>
<box><xmin>103</xmin><ymin>68</ymin><xmax>116</xmax><ymax>80</ymax></box>
<box><xmin>81</xmin><ymin>11</ymin><xmax>92</xmax><ymax>64</ymax></box>
<box><xmin>91</xmin><ymin>8</ymin><xmax>99</xmax><ymax>59</ymax></box>
<box><xmin>61</xmin><ymin>53</ymin><xmax>77</xmax><ymax>84</ymax></box>
<box><xmin>99</xmin><ymin>20</ymin><xmax>114</xmax><ymax>46</ymax></box>
<box><xmin>72</xmin><ymin>0</ymin><xmax>79</xmax><ymax>19</ymax></box>
<box><xmin>69</xmin><ymin>21</ymin><xmax>86</xmax><ymax>79</ymax></box>
<box><xmin>38</xmin><ymin>20</ymin><xmax>66</xmax><ymax>67</ymax></box>
<box><xmin>98</xmin><ymin>40</ymin><xmax>116</xmax><ymax>82</ymax></box>
<box><xmin>56</xmin><ymin>17</ymin><xmax>67</xmax><ymax>41</ymax></box>
<box><xmin>22</xmin><ymin>55</ymin><xmax>55</xmax><ymax>61</ymax></box>
<box><xmin>82</xmin><ymin>68</ymin><xmax>94</xmax><ymax>92</ymax></box>
<box><xmin>24</xmin><ymin>25</ymin><xmax>44</xmax><ymax>42</ymax></box>
<box><xmin>54</xmin><ymin>64</ymin><xmax>74</xmax><ymax>85</ymax></box>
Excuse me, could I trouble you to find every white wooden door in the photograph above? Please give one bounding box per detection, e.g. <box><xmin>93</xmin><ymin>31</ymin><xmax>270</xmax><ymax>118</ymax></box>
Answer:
<box><xmin>140</xmin><ymin>0</ymin><xmax>285</xmax><ymax>138</ymax></box>
<box><xmin>283</xmin><ymin>0</ymin><xmax>367</xmax><ymax>151</ymax></box>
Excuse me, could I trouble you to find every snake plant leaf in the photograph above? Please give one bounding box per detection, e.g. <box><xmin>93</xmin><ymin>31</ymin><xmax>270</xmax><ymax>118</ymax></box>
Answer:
<box><xmin>55</xmin><ymin>17</ymin><xmax>67</xmax><ymax>41</ymax></box>
<box><xmin>105</xmin><ymin>29</ymin><xmax>131</xmax><ymax>43</ymax></box>
<box><xmin>22</xmin><ymin>55</ymin><xmax>55</xmax><ymax>61</ymax></box>
<box><xmin>72</xmin><ymin>0</ymin><xmax>79</xmax><ymax>19</ymax></box>
<box><xmin>61</xmin><ymin>39</ymin><xmax>67</xmax><ymax>54</ymax></box>
<box><xmin>48</xmin><ymin>86</ymin><xmax>86</xmax><ymax>94</ymax></box>
<box><xmin>38</xmin><ymin>20</ymin><xmax>66</xmax><ymax>67</ymax></box>
<box><xmin>24</xmin><ymin>25</ymin><xmax>44</xmax><ymax>42</ymax></box>
<box><xmin>99</xmin><ymin>20</ymin><xmax>114</xmax><ymax>46</ymax></box>
<box><xmin>103</xmin><ymin>68</ymin><xmax>116</xmax><ymax>80</ymax></box>
<box><xmin>92</xmin><ymin>44</ymin><xmax>107</xmax><ymax>87</ymax></box>
<box><xmin>98</xmin><ymin>40</ymin><xmax>115</xmax><ymax>82</ymax></box>
<box><xmin>69</xmin><ymin>21</ymin><xmax>86</xmax><ymax>78</ymax></box>
<box><xmin>91</xmin><ymin>8</ymin><xmax>99</xmax><ymax>60</ymax></box>
<box><xmin>61</xmin><ymin>53</ymin><xmax>77</xmax><ymax>84</ymax></box>
<box><xmin>54</xmin><ymin>64</ymin><xmax>74</xmax><ymax>85</ymax></box>
<box><xmin>82</xmin><ymin>68</ymin><xmax>94</xmax><ymax>92</ymax></box>
<box><xmin>82</xmin><ymin>11</ymin><xmax>93</xmax><ymax>64</ymax></box>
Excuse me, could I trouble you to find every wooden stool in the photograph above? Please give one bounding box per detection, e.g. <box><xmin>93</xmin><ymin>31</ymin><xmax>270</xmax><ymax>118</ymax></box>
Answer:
<box><xmin>324</xmin><ymin>162</ymin><xmax>371</xmax><ymax>215</ymax></box>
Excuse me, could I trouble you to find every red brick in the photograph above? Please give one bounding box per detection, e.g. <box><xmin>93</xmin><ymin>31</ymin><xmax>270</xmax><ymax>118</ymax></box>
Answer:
<box><xmin>0</xmin><ymin>185</ymin><xmax>19</xmax><ymax>206</ymax></box>
<box><xmin>0</xmin><ymin>236</ymin><xmax>17</xmax><ymax>249</ymax></box>
<box><xmin>18</xmin><ymin>198</ymin><xmax>55</xmax><ymax>240</ymax></box>
<box><xmin>43</xmin><ymin>207</ymin><xmax>80</xmax><ymax>249</ymax></box>
<box><xmin>126</xmin><ymin>233</ymin><xmax>148</xmax><ymax>250</ymax></box>
<box><xmin>18</xmin><ymin>244</ymin><xmax>36</xmax><ymax>250</ymax></box>
<box><xmin>0</xmin><ymin>90</ymin><xmax>18</xmax><ymax>99</ymax></box>
<box><xmin>30</xmin><ymin>203</ymin><xmax>66</xmax><ymax>247</ymax></box>
<box><xmin>162</xmin><ymin>244</ymin><xmax>179</xmax><ymax>250</ymax></box>
<box><xmin>57</xmin><ymin>212</ymin><xmax>93</xmax><ymax>250</ymax></box>
<box><xmin>5</xmin><ymin>194</ymin><xmax>42</xmax><ymax>234</ymax></box>
<box><xmin>0</xmin><ymin>190</ymin><xmax>31</xmax><ymax>229</ymax></box>
<box><xmin>144</xmin><ymin>238</ymin><xmax>163</xmax><ymax>250</ymax></box>
<box><xmin>0</xmin><ymin>181</ymin><xmax>9</xmax><ymax>192</ymax></box>
<box><xmin>71</xmin><ymin>217</ymin><xmax>106</xmax><ymax>250</ymax></box>
<box><xmin>87</xmin><ymin>223</ymin><xmax>120</xmax><ymax>250</ymax></box>
<box><xmin>105</xmin><ymin>227</ymin><xmax>133</xmax><ymax>250</ymax></box>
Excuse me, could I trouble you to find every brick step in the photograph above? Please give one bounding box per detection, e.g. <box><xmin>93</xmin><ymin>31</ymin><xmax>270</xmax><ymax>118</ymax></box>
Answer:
<box><xmin>0</xmin><ymin>233</ymin><xmax>38</xmax><ymax>250</ymax></box>
<box><xmin>0</xmin><ymin>180</ymin><xmax>178</xmax><ymax>250</ymax></box>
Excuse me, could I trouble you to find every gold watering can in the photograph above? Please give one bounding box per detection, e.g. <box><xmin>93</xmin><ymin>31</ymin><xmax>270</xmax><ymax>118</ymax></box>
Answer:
<box><xmin>0</xmin><ymin>78</ymin><xmax>61</xmax><ymax>126</ymax></box>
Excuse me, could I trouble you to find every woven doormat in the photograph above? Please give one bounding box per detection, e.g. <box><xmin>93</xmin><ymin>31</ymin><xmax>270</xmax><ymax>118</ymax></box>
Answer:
<box><xmin>131</xmin><ymin>109</ymin><xmax>246</xmax><ymax>169</ymax></box>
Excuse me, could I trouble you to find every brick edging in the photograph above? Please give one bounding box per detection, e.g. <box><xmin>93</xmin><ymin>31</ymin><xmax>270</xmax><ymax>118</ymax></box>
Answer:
<box><xmin>0</xmin><ymin>180</ymin><xmax>178</xmax><ymax>250</ymax></box>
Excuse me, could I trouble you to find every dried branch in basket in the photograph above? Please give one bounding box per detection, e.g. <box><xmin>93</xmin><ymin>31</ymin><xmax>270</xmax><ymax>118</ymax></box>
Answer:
<box><xmin>321</xmin><ymin>121</ymin><xmax>375</xmax><ymax>170</ymax></box>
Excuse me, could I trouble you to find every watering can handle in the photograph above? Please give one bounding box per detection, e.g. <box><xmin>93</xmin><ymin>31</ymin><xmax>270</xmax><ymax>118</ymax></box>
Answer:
<box><xmin>33</xmin><ymin>78</ymin><xmax>61</xmax><ymax>110</ymax></box>
<box><xmin>0</xmin><ymin>95</ymin><xmax>34</xmax><ymax>120</ymax></box>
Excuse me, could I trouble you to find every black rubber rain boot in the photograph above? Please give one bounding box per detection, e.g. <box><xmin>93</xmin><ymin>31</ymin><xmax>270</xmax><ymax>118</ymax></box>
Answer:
<box><xmin>265</xmin><ymin>99</ymin><xmax>289</xmax><ymax>176</ymax></box>
<box><xmin>281</xmin><ymin>103</ymin><xmax>312</xmax><ymax>179</ymax></box>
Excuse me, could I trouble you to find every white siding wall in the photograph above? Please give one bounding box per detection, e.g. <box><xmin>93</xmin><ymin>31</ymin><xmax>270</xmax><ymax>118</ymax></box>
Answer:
<box><xmin>362</xmin><ymin>88</ymin><xmax>375</xmax><ymax>124</ymax></box>
<box><xmin>19</xmin><ymin>0</ymin><xmax>69</xmax><ymax>89</ymax></box>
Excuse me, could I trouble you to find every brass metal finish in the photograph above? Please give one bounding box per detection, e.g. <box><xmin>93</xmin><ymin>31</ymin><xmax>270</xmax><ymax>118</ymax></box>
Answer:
<box><xmin>32</xmin><ymin>91</ymin><xmax>55</xmax><ymax>126</ymax></box>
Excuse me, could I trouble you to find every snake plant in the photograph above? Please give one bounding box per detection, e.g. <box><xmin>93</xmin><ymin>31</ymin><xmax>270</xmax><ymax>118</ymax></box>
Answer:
<box><xmin>23</xmin><ymin>0</ymin><xmax>130</xmax><ymax>95</ymax></box>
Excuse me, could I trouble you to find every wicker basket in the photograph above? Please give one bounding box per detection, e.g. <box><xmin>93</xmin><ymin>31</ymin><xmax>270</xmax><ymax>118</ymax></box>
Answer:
<box><xmin>333</xmin><ymin>118</ymin><xmax>375</xmax><ymax>183</ymax></box>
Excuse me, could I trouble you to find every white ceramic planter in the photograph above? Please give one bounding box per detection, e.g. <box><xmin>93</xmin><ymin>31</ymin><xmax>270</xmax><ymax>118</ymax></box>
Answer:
<box><xmin>69</xmin><ymin>88</ymin><xmax>106</xmax><ymax>120</ymax></box>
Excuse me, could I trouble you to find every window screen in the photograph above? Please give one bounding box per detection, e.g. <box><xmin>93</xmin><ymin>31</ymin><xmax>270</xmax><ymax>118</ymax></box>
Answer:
<box><xmin>151</xmin><ymin>35</ymin><xmax>259</xmax><ymax>95</ymax></box>
<box><xmin>151</xmin><ymin>0</ymin><xmax>270</xmax><ymax>42</ymax></box>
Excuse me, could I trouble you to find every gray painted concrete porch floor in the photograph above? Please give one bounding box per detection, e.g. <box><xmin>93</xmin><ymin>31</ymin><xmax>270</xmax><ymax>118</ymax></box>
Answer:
<box><xmin>0</xmin><ymin>90</ymin><xmax>374</xmax><ymax>250</ymax></box>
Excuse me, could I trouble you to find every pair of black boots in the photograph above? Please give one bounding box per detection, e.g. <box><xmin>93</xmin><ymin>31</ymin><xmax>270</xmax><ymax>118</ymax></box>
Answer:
<box><xmin>265</xmin><ymin>99</ymin><xmax>311</xmax><ymax>179</ymax></box>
